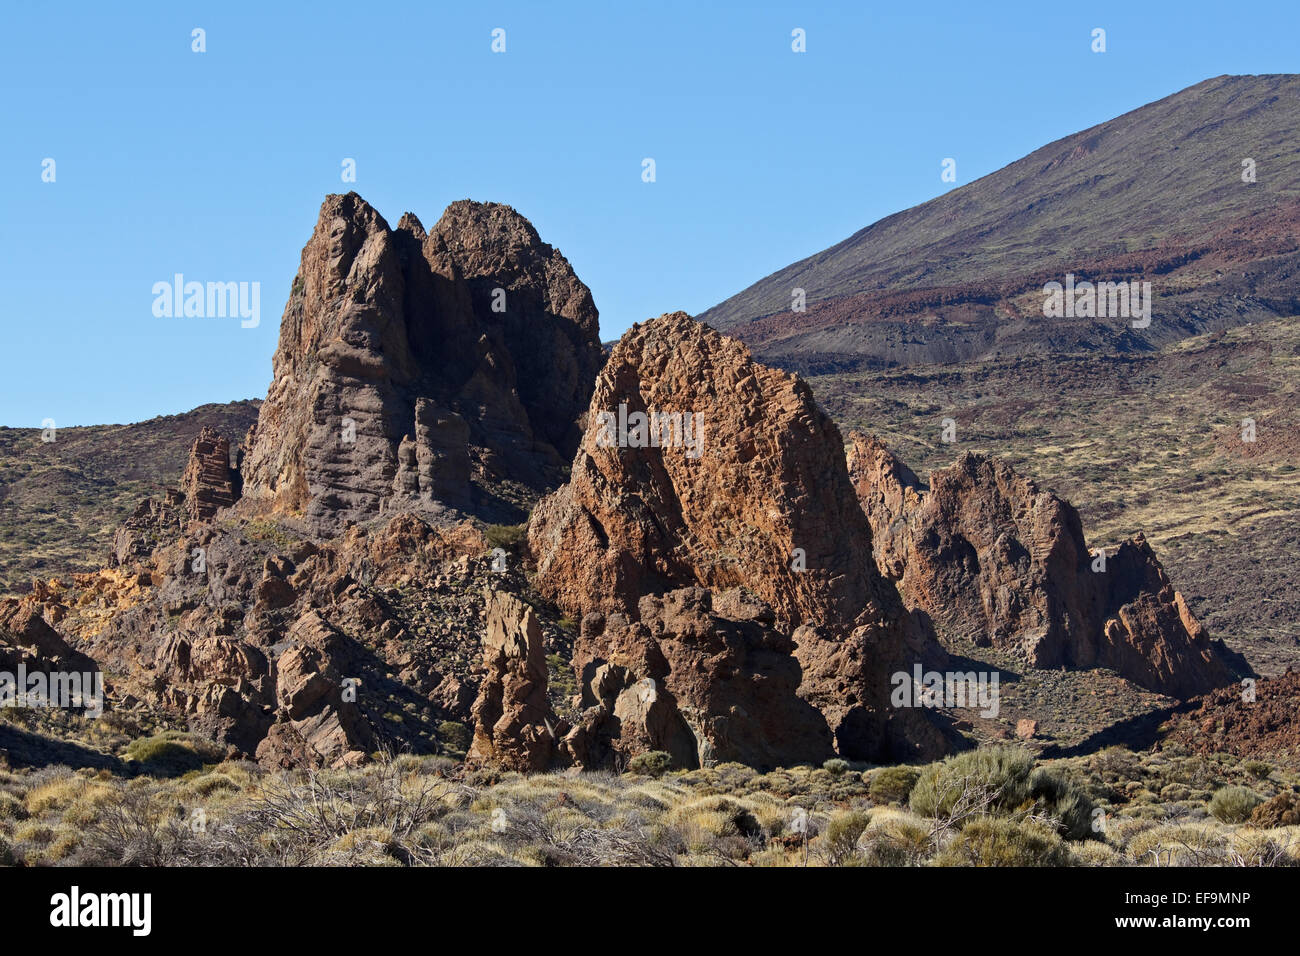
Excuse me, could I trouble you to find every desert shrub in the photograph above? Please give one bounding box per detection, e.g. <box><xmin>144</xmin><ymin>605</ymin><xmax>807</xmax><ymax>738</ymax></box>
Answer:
<box><xmin>910</xmin><ymin>747</ymin><xmax>1036</xmax><ymax>821</ymax></box>
<box><xmin>933</xmin><ymin>817</ymin><xmax>1073</xmax><ymax>867</ymax></box>
<box><xmin>857</xmin><ymin>815</ymin><xmax>932</xmax><ymax>866</ymax></box>
<box><xmin>818</xmin><ymin>810</ymin><xmax>870</xmax><ymax>865</ymax></box>
<box><xmin>484</xmin><ymin>523</ymin><xmax>527</xmax><ymax>553</ymax></box>
<box><xmin>124</xmin><ymin>732</ymin><xmax>224</xmax><ymax>775</ymax></box>
<box><xmin>627</xmin><ymin>751</ymin><xmax>674</xmax><ymax>778</ymax></box>
<box><xmin>0</xmin><ymin>791</ymin><xmax>28</xmax><ymax>820</ymax></box>
<box><xmin>13</xmin><ymin>820</ymin><xmax>57</xmax><ymax>847</ymax></box>
<box><xmin>1128</xmin><ymin>824</ymin><xmax>1229</xmax><ymax>865</ymax></box>
<box><xmin>1072</xmin><ymin>840</ymin><xmax>1122</xmax><ymax>866</ymax></box>
<box><xmin>437</xmin><ymin>721</ymin><xmax>472</xmax><ymax>755</ymax></box>
<box><xmin>243</xmin><ymin>519</ymin><xmax>295</xmax><ymax>551</ymax></box>
<box><xmin>1243</xmin><ymin>760</ymin><xmax>1273</xmax><ymax>780</ymax></box>
<box><xmin>1090</xmin><ymin>746</ymin><xmax>1142</xmax><ymax>781</ymax></box>
<box><xmin>24</xmin><ymin>771</ymin><xmax>94</xmax><ymax>816</ymax></box>
<box><xmin>1209</xmin><ymin>786</ymin><xmax>1263</xmax><ymax>824</ymax></box>
<box><xmin>870</xmin><ymin>765</ymin><xmax>921</xmax><ymax>806</ymax></box>
<box><xmin>1025</xmin><ymin>766</ymin><xmax>1096</xmax><ymax>840</ymax></box>
<box><xmin>822</xmin><ymin>758</ymin><xmax>850</xmax><ymax>777</ymax></box>
<box><xmin>185</xmin><ymin>772</ymin><xmax>241</xmax><ymax>798</ymax></box>
<box><xmin>1229</xmin><ymin>829</ymin><xmax>1297</xmax><ymax>866</ymax></box>
<box><xmin>1159</xmin><ymin>783</ymin><xmax>1192</xmax><ymax>802</ymax></box>
<box><xmin>1248</xmin><ymin>792</ymin><xmax>1300</xmax><ymax>828</ymax></box>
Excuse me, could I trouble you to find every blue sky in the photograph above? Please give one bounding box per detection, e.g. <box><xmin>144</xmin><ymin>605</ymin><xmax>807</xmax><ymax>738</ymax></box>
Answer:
<box><xmin>2</xmin><ymin>0</ymin><xmax>1296</xmax><ymax>425</ymax></box>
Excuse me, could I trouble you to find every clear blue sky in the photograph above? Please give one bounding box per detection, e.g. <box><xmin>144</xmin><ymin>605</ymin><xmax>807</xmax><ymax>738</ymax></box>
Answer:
<box><xmin>2</xmin><ymin>0</ymin><xmax>1296</xmax><ymax>425</ymax></box>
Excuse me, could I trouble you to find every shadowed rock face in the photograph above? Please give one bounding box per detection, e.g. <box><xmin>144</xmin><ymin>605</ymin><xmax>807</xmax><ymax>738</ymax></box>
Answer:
<box><xmin>847</xmin><ymin>433</ymin><xmax>1236</xmax><ymax>698</ymax></box>
<box><xmin>531</xmin><ymin>312</ymin><xmax>957</xmax><ymax>764</ymax></box>
<box><xmin>240</xmin><ymin>192</ymin><xmax>604</xmax><ymax>532</ymax></box>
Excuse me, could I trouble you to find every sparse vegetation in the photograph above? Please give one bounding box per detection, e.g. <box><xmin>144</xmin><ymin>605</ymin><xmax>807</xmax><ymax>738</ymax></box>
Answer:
<box><xmin>1</xmin><ymin>745</ymin><xmax>1293</xmax><ymax>866</ymax></box>
<box><xmin>484</xmin><ymin>523</ymin><xmax>527</xmax><ymax>553</ymax></box>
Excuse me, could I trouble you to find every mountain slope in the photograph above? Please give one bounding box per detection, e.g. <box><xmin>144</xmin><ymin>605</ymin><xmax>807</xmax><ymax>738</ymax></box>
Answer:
<box><xmin>0</xmin><ymin>401</ymin><xmax>260</xmax><ymax>595</ymax></box>
<box><xmin>699</xmin><ymin>74</ymin><xmax>1300</xmax><ymax>372</ymax></box>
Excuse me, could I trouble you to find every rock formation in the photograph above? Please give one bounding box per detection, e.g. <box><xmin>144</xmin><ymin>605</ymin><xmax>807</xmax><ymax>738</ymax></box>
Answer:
<box><xmin>0</xmin><ymin>602</ymin><xmax>100</xmax><ymax>704</ymax></box>
<box><xmin>561</xmin><ymin>588</ymin><xmax>835</xmax><ymax>771</ymax></box>
<box><xmin>531</xmin><ymin>312</ymin><xmax>957</xmax><ymax>765</ymax></box>
<box><xmin>847</xmin><ymin>433</ymin><xmax>1236</xmax><ymax>698</ymax></box>
<box><xmin>467</xmin><ymin>590</ymin><xmax>557</xmax><ymax>772</ymax></box>
<box><xmin>239</xmin><ymin>192</ymin><xmax>604</xmax><ymax>532</ymax></box>
<box><xmin>180</xmin><ymin>426</ymin><xmax>240</xmax><ymax>524</ymax></box>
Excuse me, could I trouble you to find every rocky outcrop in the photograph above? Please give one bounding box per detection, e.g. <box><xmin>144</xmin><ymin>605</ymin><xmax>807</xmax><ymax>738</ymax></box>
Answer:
<box><xmin>0</xmin><ymin>601</ymin><xmax>99</xmax><ymax>679</ymax></box>
<box><xmin>467</xmin><ymin>591</ymin><xmax>557</xmax><ymax>772</ymax></box>
<box><xmin>180</xmin><ymin>426</ymin><xmax>239</xmax><ymax>524</ymax></box>
<box><xmin>109</xmin><ymin>490</ymin><xmax>185</xmax><ymax>567</ymax></box>
<box><xmin>110</xmin><ymin>427</ymin><xmax>240</xmax><ymax>566</ymax></box>
<box><xmin>1159</xmin><ymin>669</ymin><xmax>1300</xmax><ymax>768</ymax></box>
<box><xmin>239</xmin><ymin>192</ymin><xmax>603</xmax><ymax>532</ymax></box>
<box><xmin>531</xmin><ymin>313</ymin><xmax>956</xmax><ymax>764</ymax></box>
<box><xmin>561</xmin><ymin>588</ymin><xmax>835</xmax><ymax>771</ymax></box>
<box><xmin>847</xmin><ymin>433</ymin><xmax>1236</xmax><ymax>698</ymax></box>
<box><xmin>425</xmin><ymin>200</ymin><xmax>604</xmax><ymax>457</ymax></box>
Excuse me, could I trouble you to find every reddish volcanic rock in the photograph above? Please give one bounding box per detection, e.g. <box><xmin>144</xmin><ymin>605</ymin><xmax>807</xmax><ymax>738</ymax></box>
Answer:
<box><xmin>467</xmin><ymin>590</ymin><xmax>558</xmax><ymax>772</ymax></box>
<box><xmin>180</xmin><ymin>426</ymin><xmax>239</xmax><ymax>524</ymax></box>
<box><xmin>1159</xmin><ymin>669</ymin><xmax>1300</xmax><ymax>768</ymax></box>
<box><xmin>560</xmin><ymin>588</ymin><xmax>835</xmax><ymax>771</ymax></box>
<box><xmin>531</xmin><ymin>313</ymin><xmax>956</xmax><ymax>763</ymax></box>
<box><xmin>239</xmin><ymin>192</ymin><xmax>603</xmax><ymax>532</ymax></box>
<box><xmin>847</xmin><ymin>432</ymin><xmax>1236</xmax><ymax>698</ymax></box>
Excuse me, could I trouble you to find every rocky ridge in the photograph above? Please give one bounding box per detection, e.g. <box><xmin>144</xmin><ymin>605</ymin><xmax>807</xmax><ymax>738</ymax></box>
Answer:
<box><xmin>846</xmin><ymin>433</ymin><xmax>1238</xmax><ymax>698</ymax></box>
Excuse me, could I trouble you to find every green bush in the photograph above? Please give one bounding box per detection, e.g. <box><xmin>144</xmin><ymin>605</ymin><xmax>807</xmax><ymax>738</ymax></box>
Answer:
<box><xmin>909</xmin><ymin>747</ymin><xmax>1093</xmax><ymax>839</ymax></box>
<box><xmin>627</xmin><ymin>751</ymin><xmax>674</xmax><ymax>778</ymax></box>
<box><xmin>484</xmin><ymin>524</ymin><xmax>527</xmax><ymax>553</ymax></box>
<box><xmin>933</xmin><ymin>817</ymin><xmax>1074</xmax><ymax>867</ymax></box>
<box><xmin>857</xmin><ymin>817</ymin><xmax>931</xmax><ymax>866</ymax></box>
<box><xmin>819</xmin><ymin>810</ymin><xmax>870</xmax><ymax>865</ymax></box>
<box><xmin>870</xmin><ymin>765</ymin><xmax>921</xmax><ymax>806</ymax></box>
<box><xmin>822</xmin><ymin>759</ymin><xmax>850</xmax><ymax>777</ymax></box>
<box><xmin>124</xmin><ymin>732</ymin><xmax>225</xmax><ymax>775</ymax></box>
<box><xmin>1209</xmin><ymin>786</ymin><xmax>1263</xmax><ymax>824</ymax></box>
<box><xmin>910</xmin><ymin>747</ymin><xmax>1036</xmax><ymax>820</ymax></box>
<box><xmin>437</xmin><ymin>721</ymin><xmax>472</xmax><ymax>755</ymax></box>
<box><xmin>1243</xmin><ymin>760</ymin><xmax>1273</xmax><ymax>780</ymax></box>
<box><xmin>1026</xmin><ymin>767</ymin><xmax>1096</xmax><ymax>841</ymax></box>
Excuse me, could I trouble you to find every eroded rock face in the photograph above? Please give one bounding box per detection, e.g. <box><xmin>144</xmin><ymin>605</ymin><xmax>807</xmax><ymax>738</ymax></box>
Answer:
<box><xmin>467</xmin><ymin>590</ymin><xmax>557</xmax><ymax>772</ymax></box>
<box><xmin>561</xmin><ymin>588</ymin><xmax>834</xmax><ymax>771</ymax></box>
<box><xmin>847</xmin><ymin>433</ymin><xmax>1235</xmax><ymax>698</ymax></box>
<box><xmin>531</xmin><ymin>313</ymin><xmax>956</xmax><ymax>763</ymax></box>
<box><xmin>180</xmin><ymin>426</ymin><xmax>240</xmax><ymax>524</ymax></box>
<box><xmin>239</xmin><ymin>192</ymin><xmax>603</xmax><ymax>532</ymax></box>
